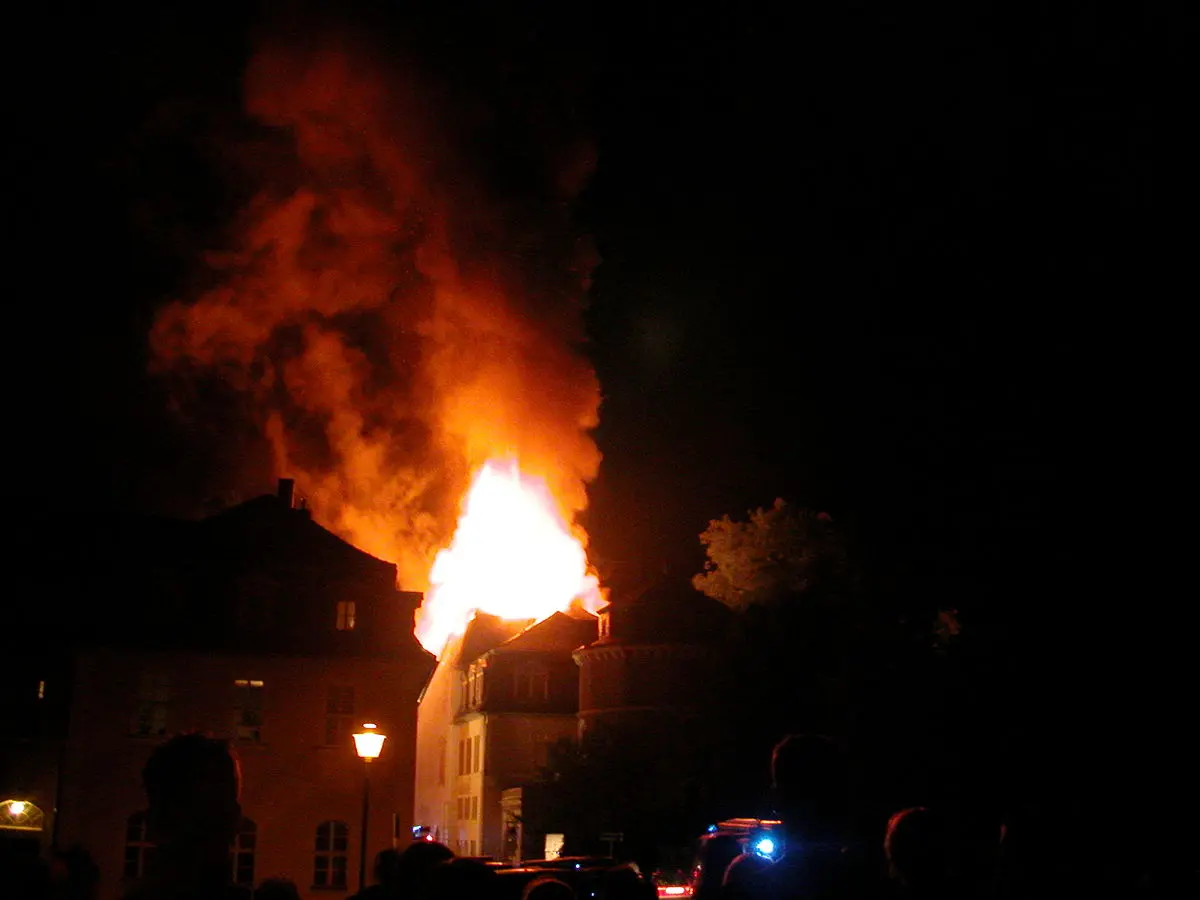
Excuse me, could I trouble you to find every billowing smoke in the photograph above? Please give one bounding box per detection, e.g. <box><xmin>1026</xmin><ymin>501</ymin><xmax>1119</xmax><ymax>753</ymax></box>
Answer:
<box><xmin>150</xmin><ymin>22</ymin><xmax>601</xmax><ymax>599</ymax></box>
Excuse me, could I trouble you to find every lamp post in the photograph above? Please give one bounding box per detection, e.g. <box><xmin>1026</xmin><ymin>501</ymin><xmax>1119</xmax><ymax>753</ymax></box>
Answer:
<box><xmin>352</xmin><ymin>723</ymin><xmax>386</xmax><ymax>892</ymax></box>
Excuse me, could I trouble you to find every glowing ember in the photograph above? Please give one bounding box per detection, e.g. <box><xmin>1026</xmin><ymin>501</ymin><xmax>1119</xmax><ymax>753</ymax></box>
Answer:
<box><xmin>416</xmin><ymin>459</ymin><xmax>602</xmax><ymax>655</ymax></box>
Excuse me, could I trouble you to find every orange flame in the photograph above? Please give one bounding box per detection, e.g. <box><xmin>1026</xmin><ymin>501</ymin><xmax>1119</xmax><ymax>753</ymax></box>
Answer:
<box><xmin>416</xmin><ymin>458</ymin><xmax>602</xmax><ymax>655</ymax></box>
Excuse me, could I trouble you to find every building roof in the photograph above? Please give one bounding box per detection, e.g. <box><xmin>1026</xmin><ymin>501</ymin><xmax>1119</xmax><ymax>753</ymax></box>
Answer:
<box><xmin>595</xmin><ymin>576</ymin><xmax>733</xmax><ymax>645</ymax></box>
<box><xmin>198</xmin><ymin>492</ymin><xmax>397</xmax><ymax>581</ymax></box>
<box><xmin>490</xmin><ymin>610</ymin><xmax>598</xmax><ymax>655</ymax></box>
<box><xmin>455</xmin><ymin>612</ymin><xmax>535</xmax><ymax>669</ymax></box>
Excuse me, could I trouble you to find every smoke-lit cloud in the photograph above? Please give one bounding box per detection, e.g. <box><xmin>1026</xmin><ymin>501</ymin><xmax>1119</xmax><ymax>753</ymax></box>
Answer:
<box><xmin>150</xmin><ymin>18</ymin><xmax>601</xmax><ymax>588</ymax></box>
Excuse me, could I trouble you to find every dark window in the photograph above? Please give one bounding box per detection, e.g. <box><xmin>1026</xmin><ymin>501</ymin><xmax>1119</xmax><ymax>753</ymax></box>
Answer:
<box><xmin>324</xmin><ymin>686</ymin><xmax>355</xmax><ymax>746</ymax></box>
<box><xmin>314</xmin><ymin>820</ymin><xmax>349</xmax><ymax>889</ymax></box>
<box><xmin>123</xmin><ymin>811</ymin><xmax>154</xmax><ymax>879</ymax></box>
<box><xmin>231</xmin><ymin>817</ymin><xmax>256</xmax><ymax>887</ymax></box>
<box><xmin>336</xmin><ymin>601</ymin><xmax>356</xmax><ymax>631</ymax></box>
<box><xmin>233</xmin><ymin>679</ymin><xmax>264</xmax><ymax>742</ymax></box>
<box><xmin>514</xmin><ymin>664</ymin><xmax>549</xmax><ymax>701</ymax></box>
<box><xmin>131</xmin><ymin>674</ymin><xmax>170</xmax><ymax>738</ymax></box>
<box><xmin>438</xmin><ymin>737</ymin><xmax>447</xmax><ymax>786</ymax></box>
<box><xmin>473</xmin><ymin>735</ymin><xmax>481</xmax><ymax>773</ymax></box>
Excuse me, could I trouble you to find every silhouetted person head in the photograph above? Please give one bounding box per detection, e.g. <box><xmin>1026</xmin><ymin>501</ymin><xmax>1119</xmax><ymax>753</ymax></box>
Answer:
<box><xmin>770</xmin><ymin>733</ymin><xmax>849</xmax><ymax>840</ymax></box>
<box><xmin>255</xmin><ymin>878</ymin><xmax>302</xmax><ymax>900</ymax></box>
<box><xmin>695</xmin><ymin>834</ymin><xmax>742</xmax><ymax>900</ymax></box>
<box><xmin>50</xmin><ymin>845</ymin><xmax>100</xmax><ymax>900</ymax></box>
<box><xmin>140</xmin><ymin>732</ymin><xmax>242</xmax><ymax>885</ymax></box>
<box><xmin>422</xmin><ymin>857</ymin><xmax>497</xmax><ymax>900</ymax></box>
<box><xmin>521</xmin><ymin>876</ymin><xmax>576</xmax><ymax>900</ymax></box>
<box><xmin>375</xmin><ymin>848</ymin><xmax>404</xmax><ymax>886</ymax></box>
<box><xmin>885</xmin><ymin>808</ymin><xmax>951</xmax><ymax>896</ymax></box>
<box><xmin>398</xmin><ymin>840</ymin><xmax>455</xmax><ymax>898</ymax></box>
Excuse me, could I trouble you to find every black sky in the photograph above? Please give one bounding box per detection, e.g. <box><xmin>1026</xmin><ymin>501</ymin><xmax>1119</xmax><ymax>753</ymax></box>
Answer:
<box><xmin>5</xmin><ymin>2</ymin><xmax>1173</xmax><ymax>645</ymax></box>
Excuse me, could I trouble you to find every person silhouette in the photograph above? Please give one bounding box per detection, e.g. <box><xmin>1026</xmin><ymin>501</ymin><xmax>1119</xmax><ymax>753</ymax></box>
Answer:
<box><xmin>421</xmin><ymin>857</ymin><xmax>498</xmax><ymax>900</ymax></box>
<box><xmin>123</xmin><ymin>732</ymin><xmax>249</xmax><ymax>900</ymax></box>
<box><xmin>521</xmin><ymin>876</ymin><xmax>576</xmax><ymax>900</ymax></box>
<box><xmin>721</xmin><ymin>734</ymin><xmax>869</xmax><ymax>900</ymax></box>
<box><xmin>884</xmin><ymin>807</ymin><xmax>951</xmax><ymax>899</ymax></box>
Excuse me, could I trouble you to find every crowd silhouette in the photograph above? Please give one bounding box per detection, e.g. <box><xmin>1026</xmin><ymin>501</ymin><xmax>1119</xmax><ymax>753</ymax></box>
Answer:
<box><xmin>11</xmin><ymin>730</ymin><xmax>1189</xmax><ymax>900</ymax></box>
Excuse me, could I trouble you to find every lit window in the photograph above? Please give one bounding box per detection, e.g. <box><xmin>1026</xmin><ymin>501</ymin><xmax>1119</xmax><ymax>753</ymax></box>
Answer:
<box><xmin>123</xmin><ymin>811</ymin><xmax>154</xmax><ymax>879</ymax></box>
<box><xmin>231</xmin><ymin>817</ymin><xmax>256</xmax><ymax>887</ymax></box>
<box><xmin>233</xmin><ymin>680</ymin><xmax>265</xmax><ymax>742</ymax></box>
<box><xmin>131</xmin><ymin>674</ymin><xmax>170</xmax><ymax>738</ymax></box>
<box><xmin>324</xmin><ymin>686</ymin><xmax>355</xmax><ymax>746</ymax></box>
<box><xmin>37</xmin><ymin>680</ymin><xmax>45</xmax><ymax>700</ymax></box>
<box><xmin>314</xmin><ymin>821</ymin><xmax>349</xmax><ymax>889</ymax></box>
<box><xmin>336</xmin><ymin>601</ymin><xmax>356</xmax><ymax>631</ymax></box>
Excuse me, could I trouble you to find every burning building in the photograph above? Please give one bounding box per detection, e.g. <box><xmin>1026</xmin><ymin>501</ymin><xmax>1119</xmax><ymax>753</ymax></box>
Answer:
<box><xmin>412</xmin><ymin>579</ymin><xmax>734</xmax><ymax>863</ymax></box>
<box><xmin>414</xmin><ymin>610</ymin><xmax>597</xmax><ymax>859</ymax></box>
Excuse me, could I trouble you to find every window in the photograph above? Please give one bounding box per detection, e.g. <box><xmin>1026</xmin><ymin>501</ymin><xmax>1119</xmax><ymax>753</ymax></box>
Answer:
<box><xmin>131</xmin><ymin>674</ymin><xmax>170</xmax><ymax>737</ymax></box>
<box><xmin>123</xmin><ymin>811</ymin><xmax>154</xmax><ymax>879</ymax></box>
<box><xmin>324</xmin><ymin>686</ymin><xmax>355</xmax><ymax>746</ymax></box>
<box><xmin>472</xmin><ymin>735</ymin><xmax>481</xmax><ymax>773</ymax></box>
<box><xmin>231</xmin><ymin>817</ymin><xmax>256</xmax><ymax>887</ymax></box>
<box><xmin>336</xmin><ymin>601</ymin><xmax>356</xmax><ymax>631</ymax></box>
<box><xmin>514</xmin><ymin>664</ymin><xmax>549</xmax><ymax>701</ymax></box>
<box><xmin>464</xmin><ymin>663</ymin><xmax>485</xmax><ymax>709</ymax></box>
<box><xmin>314</xmin><ymin>821</ymin><xmax>349</xmax><ymax>889</ymax></box>
<box><xmin>457</xmin><ymin>739</ymin><xmax>466</xmax><ymax>776</ymax></box>
<box><xmin>470</xmin><ymin>796</ymin><xmax>478</xmax><ymax>821</ymax></box>
<box><xmin>233</xmin><ymin>680</ymin><xmax>264</xmax><ymax>742</ymax></box>
<box><xmin>437</xmin><ymin>737</ymin><xmax>447</xmax><ymax>786</ymax></box>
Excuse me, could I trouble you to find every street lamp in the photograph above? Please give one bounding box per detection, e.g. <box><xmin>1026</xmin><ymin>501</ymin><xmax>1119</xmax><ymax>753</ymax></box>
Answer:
<box><xmin>353</xmin><ymin>723</ymin><xmax>387</xmax><ymax>892</ymax></box>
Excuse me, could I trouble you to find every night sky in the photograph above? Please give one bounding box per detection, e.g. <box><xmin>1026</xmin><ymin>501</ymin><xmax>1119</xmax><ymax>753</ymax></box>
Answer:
<box><xmin>6</xmin><ymin>3</ymin><xmax>1173</xmax><ymax>675</ymax></box>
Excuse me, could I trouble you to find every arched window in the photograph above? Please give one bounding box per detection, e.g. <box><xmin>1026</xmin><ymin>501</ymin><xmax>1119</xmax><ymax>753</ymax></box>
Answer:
<box><xmin>123</xmin><ymin>811</ymin><xmax>154</xmax><ymax>879</ymax></box>
<box><xmin>231</xmin><ymin>816</ymin><xmax>256</xmax><ymax>887</ymax></box>
<box><xmin>1</xmin><ymin>799</ymin><xmax>45</xmax><ymax>832</ymax></box>
<box><xmin>314</xmin><ymin>820</ymin><xmax>349</xmax><ymax>889</ymax></box>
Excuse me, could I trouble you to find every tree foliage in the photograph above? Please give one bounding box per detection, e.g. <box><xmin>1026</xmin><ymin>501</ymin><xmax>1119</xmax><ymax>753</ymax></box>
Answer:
<box><xmin>692</xmin><ymin>499</ymin><xmax>845</xmax><ymax>610</ymax></box>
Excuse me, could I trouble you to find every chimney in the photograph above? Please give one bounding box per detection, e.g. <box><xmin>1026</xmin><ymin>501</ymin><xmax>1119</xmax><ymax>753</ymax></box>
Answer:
<box><xmin>277</xmin><ymin>478</ymin><xmax>295</xmax><ymax>509</ymax></box>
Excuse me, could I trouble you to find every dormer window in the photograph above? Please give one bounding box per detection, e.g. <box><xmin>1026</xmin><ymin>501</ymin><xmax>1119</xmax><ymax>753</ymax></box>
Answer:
<box><xmin>514</xmin><ymin>663</ymin><xmax>549</xmax><ymax>701</ymax></box>
<box><xmin>336</xmin><ymin>601</ymin><xmax>356</xmax><ymax>631</ymax></box>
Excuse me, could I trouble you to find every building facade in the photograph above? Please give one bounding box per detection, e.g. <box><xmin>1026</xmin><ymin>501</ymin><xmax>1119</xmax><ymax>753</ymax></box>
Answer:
<box><xmin>414</xmin><ymin>611</ymin><xmax>596</xmax><ymax>861</ymax></box>
<box><xmin>34</xmin><ymin>480</ymin><xmax>433</xmax><ymax>900</ymax></box>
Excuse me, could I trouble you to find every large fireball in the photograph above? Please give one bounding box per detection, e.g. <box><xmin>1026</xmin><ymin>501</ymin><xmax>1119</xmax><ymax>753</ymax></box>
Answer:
<box><xmin>416</xmin><ymin>459</ymin><xmax>603</xmax><ymax>655</ymax></box>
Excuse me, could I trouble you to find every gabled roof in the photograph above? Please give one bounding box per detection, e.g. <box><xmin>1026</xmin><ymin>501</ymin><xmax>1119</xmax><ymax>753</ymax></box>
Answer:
<box><xmin>198</xmin><ymin>493</ymin><xmax>396</xmax><ymax>580</ymax></box>
<box><xmin>596</xmin><ymin>576</ymin><xmax>733</xmax><ymax>644</ymax></box>
<box><xmin>491</xmin><ymin>610</ymin><xmax>598</xmax><ymax>655</ymax></box>
<box><xmin>455</xmin><ymin>612</ymin><xmax>535</xmax><ymax>669</ymax></box>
